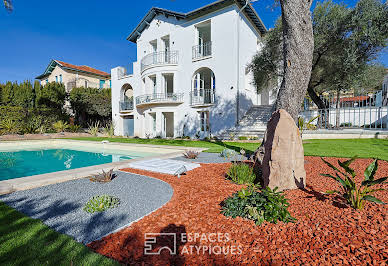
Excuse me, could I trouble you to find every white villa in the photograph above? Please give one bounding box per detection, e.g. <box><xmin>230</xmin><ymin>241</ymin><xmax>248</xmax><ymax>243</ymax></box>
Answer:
<box><xmin>111</xmin><ymin>0</ymin><xmax>276</xmax><ymax>138</ymax></box>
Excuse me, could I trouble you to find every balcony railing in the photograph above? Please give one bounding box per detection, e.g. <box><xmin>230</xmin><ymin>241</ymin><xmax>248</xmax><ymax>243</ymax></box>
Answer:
<box><xmin>190</xmin><ymin>89</ymin><xmax>215</xmax><ymax>106</ymax></box>
<box><xmin>136</xmin><ymin>93</ymin><xmax>184</xmax><ymax>106</ymax></box>
<box><xmin>119</xmin><ymin>101</ymin><xmax>134</xmax><ymax>112</ymax></box>
<box><xmin>140</xmin><ymin>51</ymin><xmax>179</xmax><ymax>71</ymax></box>
<box><xmin>192</xmin><ymin>41</ymin><xmax>212</xmax><ymax>60</ymax></box>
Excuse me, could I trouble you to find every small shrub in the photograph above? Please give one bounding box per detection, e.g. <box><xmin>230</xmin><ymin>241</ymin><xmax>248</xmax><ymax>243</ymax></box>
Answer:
<box><xmin>89</xmin><ymin>169</ymin><xmax>116</xmax><ymax>183</ymax></box>
<box><xmin>52</xmin><ymin>120</ymin><xmax>69</xmax><ymax>133</ymax></box>
<box><xmin>227</xmin><ymin>163</ymin><xmax>256</xmax><ymax>184</ymax></box>
<box><xmin>83</xmin><ymin>195</ymin><xmax>120</xmax><ymax>213</ymax></box>
<box><xmin>220</xmin><ymin>148</ymin><xmax>238</xmax><ymax>158</ymax></box>
<box><xmin>23</xmin><ymin>116</ymin><xmax>43</xmax><ymax>134</ymax></box>
<box><xmin>0</xmin><ymin>118</ymin><xmax>19</xmax><ymax>134</ymax></box>
<box><xmin>321</xmin><ymin>157</ymin><xmax>387</xmax><ymax>210</ymax></box>
<box><xmin>238</xmin><ymin>136</ymin><xmax>248</xmax><ymax>140</ymax></box>
<box><xmin>222</xmin><ymin>185</ymin><xmax>295</xmax><ymax>225</ymax></box>
<box><xmin>340</xmin><ymin>122</ymin><xmax>352</xmax><ymax>127</ymax></box>
<box><xmin>103</xmin><ymin>122</ymin><xmax>115</xmax><ymax>137</ymax></box>
<box><xmin>183</xmin><ymin>150</ymin><xmax>200</xmax><ymax>159</ymax></box>
<box><xmin>69</xmin><ymin>124</ymin><xmax>81</xmax><ymax>133</ymax></box>
<box><xmin>87</xmin><ymin>121</ymin><xmax>100</xmax><ymax>136</ymax></box>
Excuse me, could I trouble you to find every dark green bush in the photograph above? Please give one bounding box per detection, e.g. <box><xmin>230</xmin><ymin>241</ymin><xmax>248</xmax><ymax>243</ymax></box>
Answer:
<box><xmin>238</xmin><ymin>136</ymin><xmax>248</xmax><ymax>140</ymax></box>
<box><xmin>35</xmin><ymin>82</ymin><xmax>66</xmax><ymax>109</ymax></box>
<box><xmin>227</xmin><ymin>163</ymin><xmax>256</xmax><ymax>184</ymax></box>
<box><xmin>69</xmin><ymin>87</ymin><xmax>111</xmax><ymax>126</ymax></box>
<box><xmin>222</xmin><ymin>185</ymin><xmax>295</xmax><ymax>225</ymax></box>
<box><xmin>0</xmin><ymin>106</ymin><xmax>68</xmax><ymax>135</ymax></box>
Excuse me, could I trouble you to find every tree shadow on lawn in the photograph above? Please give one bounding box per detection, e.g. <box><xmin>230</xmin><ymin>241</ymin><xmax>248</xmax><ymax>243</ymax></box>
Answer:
<box><xmin>0</xmin><ymin>194</ymin><xmax>127</xmax><ymax>244</ymax></box>
<box><xmin>204</xmin><ymin>139</ymin><xmax>257</xmax><ymax>155</ymax></box>
<box><xmin>0</xmin><ymin>201</ymin><xmax>118</xmax><ymax>265</ymax></box>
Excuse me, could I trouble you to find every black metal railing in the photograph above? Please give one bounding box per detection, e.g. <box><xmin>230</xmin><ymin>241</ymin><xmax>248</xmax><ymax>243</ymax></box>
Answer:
<box><xmin>119</xmin><ymin>101</ymin><xmax>134</xmax><ymax>111</ymax></box>
<box><xmin>136</xmin><ymin>93</ymin><xmax>184</xmax><ymax>105</ymax></box>
<box><xmin>192</xmin><ymin>41</ymin><xmax>212</xmax><ymax>60</ymax></box>
<box><xmin>190</xmin><ymin>89</ymin><xmax>215</xmax><ymax>106</ymax></box>
<box><xmin>140</xmin><ymin>50</ymin><xmax>179</xmax><ymax>71</ymax></box>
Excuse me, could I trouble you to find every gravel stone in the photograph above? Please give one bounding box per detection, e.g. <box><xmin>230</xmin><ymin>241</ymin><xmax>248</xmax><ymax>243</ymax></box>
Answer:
<box><xmin>0</xmin><ymin>171</ymin><xmax>173</xmax><ymax>244</ymax></box>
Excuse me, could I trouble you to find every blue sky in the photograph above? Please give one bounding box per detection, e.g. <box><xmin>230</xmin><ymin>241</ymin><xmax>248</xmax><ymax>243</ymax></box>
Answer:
<box><xmin>0</xmin><ymin>0</ymin><xmax>386</xmax><ymax>83</ymax></box>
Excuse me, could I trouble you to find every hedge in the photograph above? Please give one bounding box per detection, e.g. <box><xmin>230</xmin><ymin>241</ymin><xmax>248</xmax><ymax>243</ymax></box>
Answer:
<box><xmin>0</xmin><ymin>106</ymin><xmax>69</xmax><ymax>135</ymax></box>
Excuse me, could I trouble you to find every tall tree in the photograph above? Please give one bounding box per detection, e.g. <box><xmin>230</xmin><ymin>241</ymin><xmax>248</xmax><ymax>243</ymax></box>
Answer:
<box><xmin>3</xmin><ymin>0</ymin><xmax>13</xmax><ymax>12</ymax></box>
<box><xmin>250</xmin><ymin>0</ymin><xmax>388</xmax><ymax>112</ymax></box>
<box><xmin>275</xmin><ymin>0</ymin><xmax>314</xmax><ymax>121</ymax></box>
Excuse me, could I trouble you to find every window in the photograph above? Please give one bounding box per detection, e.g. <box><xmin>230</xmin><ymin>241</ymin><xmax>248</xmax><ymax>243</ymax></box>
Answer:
<box><xmin>46</xmin><ymin>79</ymin><xmax>49</xmax><ymax>84</ymax></box>
<box><xmin>199</xmin><ymin>111</ymin><xmax>209</xmax><ymax>132</ymax></box>
<box><xmin>85</xmin><ymin>80</ymin><xmax>88</xmax><ymax>88</ymax></box>
<box><xmin>99</xmin><ymin>80</ymin><xmax>105</xmax><ymax>89</ymax></box>
<box><xmin>59</xmin><ymin>74</ymin><xmax>62</xmax><ymax>83</ymax></box>
<box><xmin>55</xmin><ymin>76</ymin><xmax>58</xmax><ymax>82</ymax></box>
<box><xmin>109</xmin><ymin>80</ymin><xmax>111</xmax><ymax>88</ymax></box>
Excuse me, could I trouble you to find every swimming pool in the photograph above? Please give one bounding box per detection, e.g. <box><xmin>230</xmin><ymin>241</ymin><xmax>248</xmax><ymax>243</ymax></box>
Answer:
<box><xmin>0</xmin><ymin>149</ymin><xmax>135</xmax><ymax>180</ymax></box>
<box><xmin>0</xmin><ymin>139</ymin><xmax>191</xmax><ymax>193</ymax></box>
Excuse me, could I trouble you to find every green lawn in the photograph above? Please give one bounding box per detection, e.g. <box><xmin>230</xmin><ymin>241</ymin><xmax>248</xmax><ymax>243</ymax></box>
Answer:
<box><xmin>68</xmin><ymin>136</ymin><xmax>260</xmax><ymax>153</ymax></box>
<box><xmin>69</xmin><ymin>137</ymin><xmax>388</xmax><ymax>160</ymax></box>
<box><xmin>303</xmin><ymin>138</ymin><xmax>388</xmax><ymax>161</ymax></box>
<box><xmin>0</xmin><ymin>202</ymin><xmax>118</xmax><ymax>266</ymax></box>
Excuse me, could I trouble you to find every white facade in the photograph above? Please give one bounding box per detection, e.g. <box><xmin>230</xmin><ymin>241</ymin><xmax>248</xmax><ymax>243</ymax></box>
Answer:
<box><xmin>111</xmin><ymin>1</ymin><xmax>273</xmax><ymax>138</ymax></box>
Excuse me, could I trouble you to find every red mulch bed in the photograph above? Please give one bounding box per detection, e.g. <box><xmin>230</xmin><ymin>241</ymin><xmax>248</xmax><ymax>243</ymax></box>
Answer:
<box><xmin>88</xmin><ymin>157</ymin><xmax>388</xmax><ymax>265</ymax></box>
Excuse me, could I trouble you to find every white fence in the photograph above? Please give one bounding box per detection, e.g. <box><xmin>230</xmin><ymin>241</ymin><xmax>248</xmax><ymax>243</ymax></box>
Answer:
<box><xmin>300</xmin><ymin>106</ymin><xmax>388</xmax><ymax>129</ymax></box>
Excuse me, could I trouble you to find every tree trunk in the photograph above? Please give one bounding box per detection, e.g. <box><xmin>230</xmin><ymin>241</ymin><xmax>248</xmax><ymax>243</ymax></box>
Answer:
<box><xmin>274</xmin><ymin>0</ymin><xmax>314</xmax><ymax>122</ymax></box>
<box><xmin>307</xmin><ymin>85</ymin><xmax>329</xmax><ymax>128</ymax></box>
<box><xmin>254</xmin><ymin>0</ymin><xmax>314</xmax><ymax>191</ymax></box>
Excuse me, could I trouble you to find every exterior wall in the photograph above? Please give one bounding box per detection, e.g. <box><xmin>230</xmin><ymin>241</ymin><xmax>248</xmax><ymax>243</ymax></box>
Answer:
<box><xmin>40</xmin><ymin>65</ymin><xmax>111</xmax><ymax>92</ymax></box>
<box><xmin>112</xmin><ymin>3</ymin><xmax>270</xmax><ymax>138</ymax></box>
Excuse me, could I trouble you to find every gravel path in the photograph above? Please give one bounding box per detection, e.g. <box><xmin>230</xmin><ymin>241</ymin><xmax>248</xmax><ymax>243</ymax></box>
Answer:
<box><xmin>172</xmin><ymin>152</ymin><xmax>248</xmax><ymax>164</ymax></box>
<box><xmin>0</xmin><ymin>171</ymin><xmax>173</xmax><ymax>244</ymax></box>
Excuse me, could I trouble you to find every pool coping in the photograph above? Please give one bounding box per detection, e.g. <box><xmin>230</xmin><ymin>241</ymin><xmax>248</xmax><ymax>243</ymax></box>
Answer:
<box><xmin>0</xmin><ymin>139</ymin><xmax>206</xmax><ymax>195</ymax></box>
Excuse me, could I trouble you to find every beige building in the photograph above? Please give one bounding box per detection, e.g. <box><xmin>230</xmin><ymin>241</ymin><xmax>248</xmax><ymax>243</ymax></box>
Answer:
<box><xmin>36</xmin><ymin>59</ymin><xmax>111</xmax><ymax>92</ymax></box>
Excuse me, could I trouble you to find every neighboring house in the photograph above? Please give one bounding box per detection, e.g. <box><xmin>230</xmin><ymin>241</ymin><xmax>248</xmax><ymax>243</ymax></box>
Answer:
<box><xmin>111</xmin><ymin>0</ymin><xmax>275</xmax><ymax>138</ymax></box>
<box><xmin>36</xmin><ymin>59</ymin><xmax>111</xmax><ymax>93</ymax></box>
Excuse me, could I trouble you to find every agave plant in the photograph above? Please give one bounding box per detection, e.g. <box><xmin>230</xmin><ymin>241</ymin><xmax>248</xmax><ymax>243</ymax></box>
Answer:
<box><xmin>69</xmin><ymin>124</ymin><xmax>81</xmax><ymax>133</ymax></box>
<box><xmin>103</xmin><ymin>122</ymin><xmax>115</xmax><ymax>137</ymax></box>
<box><xmin>83</xmin><ymin>195</ymin><xmax>120</xmax><ymax>213</ymax></box>
<box><xmin>183</xmin><ymin>150</ymin><xmax>200</xmax><ymax>159</ymax></box>
<box><xmin>0</xmin><ymin>118</ymin><xmax>18</xmax><ymax>134</ymax></box>
<box><xmin>89</xmin><ymin>169</ymin><xmax>115</xmax><ymax>183</ymax></box>
<box><xmin>321</xmin><ymin>157</ymin><xmax>387</xmax><ymax>210</ymax></box>
<box><xmin>87</xmin><ymin>121</ymin><xmax>100</xmax><ymax>137</ymax></box>
<box><xmin>52</xmin><ymin>120</ymin><xmax>69</xmax><ymax>133</ymax></box>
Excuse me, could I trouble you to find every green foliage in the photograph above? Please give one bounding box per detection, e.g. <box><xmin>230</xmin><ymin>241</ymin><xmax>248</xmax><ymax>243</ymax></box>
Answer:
<box><xmin>83</xmin><ymin>195</ymin><xmax>120</xmax><ymax>213</ymax></box>
<box><xmin>298</xmin><ymin>115</ymin><xmax>319</xmax><ymax>135</ymax></box>
<box><xmin>35</xmin><ymin>82</ymin><xmax>66</xmax><ymax>109</ymax></box>
<box><xmin>12</xmin><ymin>80</ymin><xmax>35</xmax><ymax>108</ymax></box>
<box><xmin>103</xmin><ymin>122</ymin><xmax>115</xmax><ymax>137</ymax></box>
<box><xmin>0</xmin><ymin>106</ymin><xmax>67</xmax><ymax>135</ymax></box>
<box><xmin>52</xmin><ymin>120</ymin><xmax>69</xmax><ymax>133</ymax></box>
<box><xmin>88</xmin><ymin>121</ymin><xmax>100</xmax><ymax>136</ymax></box>
<box><xmin>249</xmin><ymin>0</ymin><xmax>388</xmax><ymax>102</ymax></box>
<box><xmin>220</xmin><ymin>148</ymin><xmax>238</xmax><ymax>158</ymax></box>
<box><xmin>1</xmin><ymin>81</ymin><xmax>14</xmax><ymax>105</ymax></box>
<box><xmin>23</xmin><ymin>116</ymin><xmax>44</xmax><ymax>134</ymax></box>
<box><xmin>321</xmin><ymin>157</ymin><xmax>387</xmax><ymax>210</ymax></box>
<box><xmin>238</xmin><ymin>136</ymin><xmax>248</xmax><ymax>140</ymax></box>
<box><xmin>222</xmin><ymin>185</ymin><xmax>296</xmax><ymax>225</ymax></box>
<box><xmin>69</xmin><ymin>87</ymin><xmax>111</xmax><ymax>125</ymax></box>
<box><xmin>227</xmin><ymin>163</ymin><xmax>256</xmax><ymax>185</ymax></box>
<box><xmin>69</xmin><ymin>124</ymin><xmax>81</xmax><ymax>133</ymax></box>
<box><xmin>0</xmin><ymin>118</ymin><xmax>18</xmax><ymax>134</ymax></box>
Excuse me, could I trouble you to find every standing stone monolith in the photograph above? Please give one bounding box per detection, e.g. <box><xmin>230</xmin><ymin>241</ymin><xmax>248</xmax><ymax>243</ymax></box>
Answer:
<box><xmin>254</xmin><ymin>109</ymin><xmax>305</xmax><ymax>191</ymax></box>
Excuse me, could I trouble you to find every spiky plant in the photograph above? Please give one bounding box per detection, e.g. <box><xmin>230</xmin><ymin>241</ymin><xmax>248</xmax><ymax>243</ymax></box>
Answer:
<box><xmin>321</xmin><ymin>157</ymin><xmax>387</xmax><ymax>210</ymax></box>
<box><xmin>89</xmin><ymin>169</ymin><xmax>115</xmax><ymax>183</ymax></box>
<box><xmin>183</xmin><ymin>150</ymin><xmax>200</xmax><ymax>159</ymax></box>
<box><xmin>83</xmin><ymin>195</ymin><xmax>120</xmax><ymax>213</ymax></box>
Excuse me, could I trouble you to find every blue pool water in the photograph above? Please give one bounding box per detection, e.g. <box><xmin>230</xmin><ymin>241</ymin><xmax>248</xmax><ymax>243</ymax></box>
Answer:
<box><xmin>0</xmin><ymin>149</ymin><xmax>134</xmax><ymax>180</ymax></box>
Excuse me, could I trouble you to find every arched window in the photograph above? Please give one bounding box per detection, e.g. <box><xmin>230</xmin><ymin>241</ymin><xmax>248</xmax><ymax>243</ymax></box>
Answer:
<box><xmin>191</xmin><ymin>67</ymin><xmax>215</xmax><ymax>105</ymax></box>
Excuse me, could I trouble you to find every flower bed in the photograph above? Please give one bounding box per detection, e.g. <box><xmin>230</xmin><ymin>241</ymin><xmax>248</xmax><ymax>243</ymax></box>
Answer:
<box><xmin>88</xmin><ymin>157</ymin><xmax>387</xmax><ymax>265</ymax></box>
